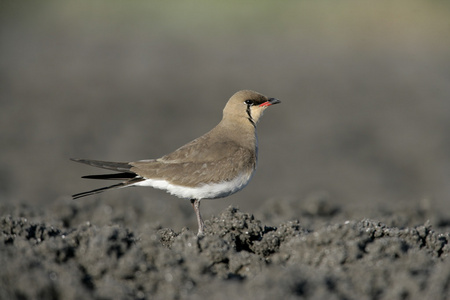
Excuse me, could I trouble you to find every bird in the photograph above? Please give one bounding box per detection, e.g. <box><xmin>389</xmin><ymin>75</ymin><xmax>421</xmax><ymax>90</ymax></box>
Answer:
<box><xmin>71</xmin><ymin>90</ymin><xmax>281</xmax><ymax>235</ymax></box>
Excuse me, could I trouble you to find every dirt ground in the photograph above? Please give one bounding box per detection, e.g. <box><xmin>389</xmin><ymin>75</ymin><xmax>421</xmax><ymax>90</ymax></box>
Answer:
<box><xmin>1</xmin><ymin>198</ymin><xmax>450</xmax><ymax>299</ymax></box>
<box><xmin>1</xmin><ymin>1</ymin><xmax>450</xmax><ymax>299</ymax></box>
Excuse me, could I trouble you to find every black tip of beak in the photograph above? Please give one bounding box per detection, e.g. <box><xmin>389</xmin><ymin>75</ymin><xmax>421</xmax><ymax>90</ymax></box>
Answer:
<box><xmin>269</xmin><ymin>98</ymin><xmax>281</xmax><ymax>105</ymax></box>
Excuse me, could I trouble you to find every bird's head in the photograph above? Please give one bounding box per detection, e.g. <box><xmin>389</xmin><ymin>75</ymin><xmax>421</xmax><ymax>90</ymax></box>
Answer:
<box><xmin>223</xmin><ymin>90</ymin><xmax>281</xmax><ymax>127</ymax></box>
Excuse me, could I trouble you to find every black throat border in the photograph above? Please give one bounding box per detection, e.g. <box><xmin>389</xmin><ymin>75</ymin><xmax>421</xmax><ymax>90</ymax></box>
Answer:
<box><xmin>246</xmin><ymin>104</ymin><xmax>256</xmax><ymax>128</ymax></box>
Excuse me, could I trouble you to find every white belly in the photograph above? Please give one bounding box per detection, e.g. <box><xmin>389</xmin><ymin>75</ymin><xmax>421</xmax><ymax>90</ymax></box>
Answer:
<box><xmin>132</xmin><ymin>172</ymin><xmax>254</xmax><ymax>200</ymax></box>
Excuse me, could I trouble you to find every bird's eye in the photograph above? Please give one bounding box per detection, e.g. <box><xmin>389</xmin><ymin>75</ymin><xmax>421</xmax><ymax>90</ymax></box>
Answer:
<box><xmin>244</xmin><ymin>100</ymin><xmax>254</xmax><ymax>105</ymax></box>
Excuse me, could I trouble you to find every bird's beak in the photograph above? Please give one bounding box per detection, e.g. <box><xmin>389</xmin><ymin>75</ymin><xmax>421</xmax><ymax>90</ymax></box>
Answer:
<box><xmin>259</xmin><ymin>98</ymin><xmax>281</xmax><ymax>107</ymax></box>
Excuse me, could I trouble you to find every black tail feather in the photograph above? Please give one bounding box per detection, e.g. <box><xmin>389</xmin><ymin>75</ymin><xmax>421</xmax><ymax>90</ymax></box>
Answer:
<box><xmin>72</xmin><ymin>178</ymin><xmax>145</xmax><ymax>199</ymax></box>
<box><xmin>72</xmin><ymin>182</ymin><xmax>127</xmax><ymax>199</ymax></box>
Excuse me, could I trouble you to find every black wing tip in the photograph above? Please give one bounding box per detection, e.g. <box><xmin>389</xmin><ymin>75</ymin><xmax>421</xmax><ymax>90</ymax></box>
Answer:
<box><xmin>81</xmin><ymin>173</ymin><xmax>137</xmax><ymax>180</ymax></box>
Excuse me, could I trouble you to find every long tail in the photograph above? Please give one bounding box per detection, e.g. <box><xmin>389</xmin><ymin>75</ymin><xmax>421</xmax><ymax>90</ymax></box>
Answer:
<box><xmin>70</xmin><ymin>158</ymin><xmax>144</xmax><ymax>199</ymax></box>
<box><xmin>70</xmin><ymin>158</ymin><xmax>132</xmax><ymax>172</ymax></box>
<box><xmin>72</xmin><ymin>178</ymin><xmax>144</xmax><ymax>199</ymax></box>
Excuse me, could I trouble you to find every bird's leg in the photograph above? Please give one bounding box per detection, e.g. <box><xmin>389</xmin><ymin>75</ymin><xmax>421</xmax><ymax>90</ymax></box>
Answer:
<box><xmin>190</xmin><ymin>199</ymin><xmax>204</xmax><ymax>236</ymax></box>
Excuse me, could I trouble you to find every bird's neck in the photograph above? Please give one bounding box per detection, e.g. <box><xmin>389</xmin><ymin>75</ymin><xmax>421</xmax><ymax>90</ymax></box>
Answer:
<box><xmin>216</xmin><ymin>117</ymin><xmax>257</xmax><ymax>150</ymax></box>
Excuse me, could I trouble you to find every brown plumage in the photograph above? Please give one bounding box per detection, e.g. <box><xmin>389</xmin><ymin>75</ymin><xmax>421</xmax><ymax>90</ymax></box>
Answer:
<box><xmin>71</xmin><ymin>90</ymin><xmax>280</xmax><ymax>235</ymax></box>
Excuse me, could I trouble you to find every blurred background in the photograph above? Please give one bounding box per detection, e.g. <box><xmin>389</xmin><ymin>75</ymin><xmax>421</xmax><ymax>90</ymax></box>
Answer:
<box><xmin>1</xmin><ymin>0</ymin><xmax>450</xmax><ymax>229</ymax></box>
